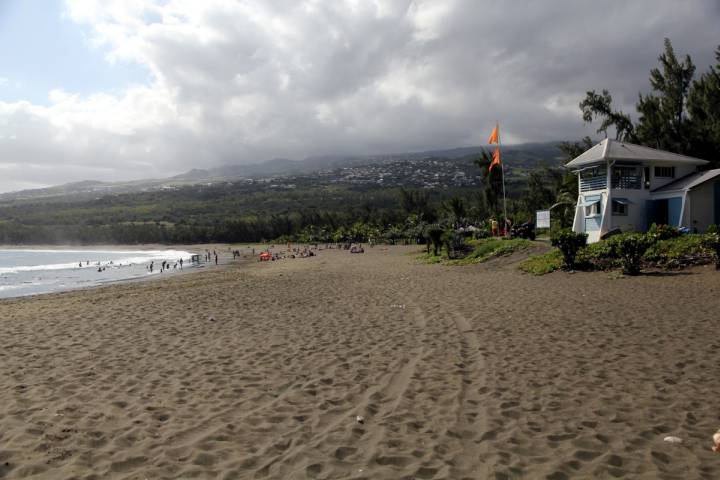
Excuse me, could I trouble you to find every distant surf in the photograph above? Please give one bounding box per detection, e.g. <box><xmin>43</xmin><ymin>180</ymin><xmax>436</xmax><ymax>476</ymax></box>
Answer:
<box><xmin>0</xmin><ymin>248</ymin><xmax>195</xmax><ymax>299</ymax></box>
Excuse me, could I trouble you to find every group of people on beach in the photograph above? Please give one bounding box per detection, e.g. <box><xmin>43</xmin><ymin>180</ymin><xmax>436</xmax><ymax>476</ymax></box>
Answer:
<box><xmin>147</xmin><ymin>258</ymin><xmax>184</xmax><ymax>273</ymax></box>
<box><xmin>253</xmin><ymin>241</ymin><xmax>368</xmax><ymax>262</ymax></box>
<box><xmin>204</xmin><ymin>250</ymin><xmax>218</xmax><ymax>265</ymax></box>
<box><xmin>257</xmin><ymin>244</ymin><xmax>318</xmax><ymax>262</ymax></box>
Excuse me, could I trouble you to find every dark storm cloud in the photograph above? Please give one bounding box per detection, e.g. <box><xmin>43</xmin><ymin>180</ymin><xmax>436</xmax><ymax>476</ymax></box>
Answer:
<box><xmin>0</xmin><ymin>0</ymin><xmax>718</xmax><ymax>192</ymax></box>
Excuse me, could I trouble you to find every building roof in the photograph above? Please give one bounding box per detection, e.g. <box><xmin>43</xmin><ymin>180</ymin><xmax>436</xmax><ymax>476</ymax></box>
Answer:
<box><xmin>651</xmin><ymin>168</ymin><xmax>720</xmax><ymax>193</ymax></box>
<box><xmin>565</xmin><ymin>138</ymin><xmax>709</xmax><ymax>168</ymax></box>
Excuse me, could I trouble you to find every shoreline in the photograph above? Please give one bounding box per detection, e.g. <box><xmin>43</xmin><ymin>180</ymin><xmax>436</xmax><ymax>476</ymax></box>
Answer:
<box><xmin>0</xmin><ymin>242</ymin><xmax>314</xmax><ymax>301</ymax></box>
<box><xmin>0</xmin><ymin>244</ymin><xmax>248</xmax><ymax>301</ymax></box>
<box><xmin>0</xmin><ymin>257</ymin><xmax>241</xmax><ymax>303</ymax></box>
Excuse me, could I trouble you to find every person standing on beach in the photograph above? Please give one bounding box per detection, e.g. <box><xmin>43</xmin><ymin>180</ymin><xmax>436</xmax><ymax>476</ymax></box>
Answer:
<box><xmin>179</xmin><ymin>258</ymin><xmax>183</xmax><ymax>270</ymax></box>
<box><xmin>214</xmin><ymin>252</ymin><xmax>218</xmax><ymax>265</ymax></box>
<box><xmin>150</xmin><ymin>261</ymin><xmax>154</xmax><ymax>273</ymax></box>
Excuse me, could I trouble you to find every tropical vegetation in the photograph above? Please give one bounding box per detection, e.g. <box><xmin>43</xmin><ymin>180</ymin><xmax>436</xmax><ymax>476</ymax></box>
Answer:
<box><xmin>522</xmin><ymin>226</ymin><xmax>720</xmax><ymax>276</ymax></box>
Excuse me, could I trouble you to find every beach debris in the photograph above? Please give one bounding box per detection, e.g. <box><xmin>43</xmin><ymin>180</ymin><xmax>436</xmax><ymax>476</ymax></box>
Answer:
<box><xmin>663</xmin><ymin>436</ymin><xmax>682</xmax><ymax>444</ymax></box>
<box><xmin>712</xmin><ymin>429</ymin><xmax>720</xmax><ymax>452</ymax></box>
<box><xmin>390</xmin><ymin>304</ymin><xmax>406</xmax><ymax>309</ymax></box>
<box><xmin>356</xmin><ymin>415</ymin><xmax>365</xmax><ymax>425</ymax></box>
<box><xmin>209</xmin><ymin>316</ymin><xmax>215</xmax><ymax>322</ymax></box>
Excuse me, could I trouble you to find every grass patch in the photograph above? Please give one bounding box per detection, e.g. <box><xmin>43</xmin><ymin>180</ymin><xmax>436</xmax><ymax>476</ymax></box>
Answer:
<box><xmin>420</xmin><ymin>237</ymin><xmax>533</xmax><ymax>266</ymax></box>
<box><xmin>417</xmin><ymin>252</ymin><xmax>444</xmax><ymax>264</ymax></box>
<box><xmin>449</xmin><ymin>238</ymin><xmax>532</xmax><ymax>265</ymax></box>
<box><xmin>519</xmin><ymin>249</ymin><xmax>562</xmax><ymax>275</ymax></box>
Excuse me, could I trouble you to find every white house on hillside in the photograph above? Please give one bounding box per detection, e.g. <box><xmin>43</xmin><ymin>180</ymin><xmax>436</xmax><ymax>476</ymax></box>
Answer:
<box><xmin>566</xmin><ymin>139</ymin><xmax>720</xmax><ymax>243</ymax></box>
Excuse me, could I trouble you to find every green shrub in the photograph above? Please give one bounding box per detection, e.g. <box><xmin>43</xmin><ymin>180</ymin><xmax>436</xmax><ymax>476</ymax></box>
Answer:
<box><xmin>576</xmin><ymin>241</ymin><xmax>617</xmax><ymax>270</ymax></box>
<box><xmin>608</xmin><ymin>233</ymin><xmax>655</xmax><ymax>275</ymax></box>
<box><xmin>425</xmin><ymin>226</ymin><xmax>444</xmax><ymax>256</ymax></box>
<box><xmin>702</xmin><ymin>233</ymin><xmax>720</xmax><ymax>270</ymax></box>
<box><xmin>550</xmin><ymin>229</ymin><xmax>588</xmax><ymax>269</ymax></box>
<box><xmin>473</xmin><ymin>228</ymin><xmax>490</xmax><ymax>239</ymax></box>
<box><xmin>647</xmin><ymin>223</ymin><xmax>681</xmax><ymax>240</ymax></box>
<box><xmin>442</xmin><ymin>229</ymin><xmax>466</xmax><ymax>259</ymax></box>
<box><xmin>644</xmin><ymin>234</ymin><xmax>711</xmax><ymax>267</ymax></box>
<box><xmin>706</xmin><ymin>224</ymin><xmax>719</xmax><ymax>234</ymax></box>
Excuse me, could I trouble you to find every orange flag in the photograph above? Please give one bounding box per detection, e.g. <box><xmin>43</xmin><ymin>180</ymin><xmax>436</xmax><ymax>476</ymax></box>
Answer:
<box><xmin>489</xmin><ymin>147</ymin><xmax>501</xmax><ymax>171</ymax></box>
<box><xmin>487</xmin><ymin>124</ymin><xmax>499</xmax><ymax>144</ymax></box>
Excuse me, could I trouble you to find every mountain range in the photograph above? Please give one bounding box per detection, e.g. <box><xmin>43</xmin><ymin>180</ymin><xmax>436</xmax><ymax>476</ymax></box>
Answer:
<box><xmin>0</xmin><ymin>142</ymin><xmax>567</xmax><ymax>202</ymax></box>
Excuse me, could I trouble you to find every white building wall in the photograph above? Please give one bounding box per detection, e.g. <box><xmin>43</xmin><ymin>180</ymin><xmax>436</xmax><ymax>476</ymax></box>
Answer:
<box><xmin>574</xmin><ymin>189</ymin><xmax>608</xmax><ymax>243</ymax></box>
<box><xmin>688</xmin><ymin>180</ymin><xmax>718</xmax><ymax>232</ymax></box>
<box><xmin>592</xmin><ymin>194</ymin><xmax>609</xmax><ymax>243</ymax></box>
<box><xmin>575</xmin><ymin>187</ymin><xmax>650</xmax><ymax>242</ymax></box>
<box><xmin>572</xmin><ymin>202</ymin><xmax>583</xmax><ymax>233</ymax></box>
<box><xmin>682</xmin><ymin>194</ymin><xmax>692</xmax><ymax>229</ymax></box>
<box><xmin>650</xmin><ymin>165</ymin><xmax>697</xmax><ymax>190</ymax></box>
<box><xmin>608</xmin><ymin>188</ymin><xmax>649</xmax><ymax>232</ymax></box>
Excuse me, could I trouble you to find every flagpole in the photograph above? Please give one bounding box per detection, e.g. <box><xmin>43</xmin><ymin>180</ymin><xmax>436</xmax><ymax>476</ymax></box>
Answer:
<box><xmin>497</xmin><ymin>122</ymin><xmax>508</xmax><ymax>232</ymax></box>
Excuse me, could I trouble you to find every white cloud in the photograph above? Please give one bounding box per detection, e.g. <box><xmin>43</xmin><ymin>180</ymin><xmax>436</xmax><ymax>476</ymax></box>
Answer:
<box><xmin>0</xmin><ymin>0</ymin><xmax>719</xmax><ymax>192</ymax></box>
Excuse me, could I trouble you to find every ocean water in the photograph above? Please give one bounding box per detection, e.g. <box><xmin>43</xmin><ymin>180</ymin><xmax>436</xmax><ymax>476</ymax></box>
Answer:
<box><xmin>0</xmin><ymin>248</ymin><xmax>195</xmax><ymax>299</ymax></box>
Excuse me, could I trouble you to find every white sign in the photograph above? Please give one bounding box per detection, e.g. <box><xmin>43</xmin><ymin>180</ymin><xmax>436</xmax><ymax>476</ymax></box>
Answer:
<box><xmin>536</xmin><ymin>210</ymin><xmax>550</xmax><ymax>229</ymax></box>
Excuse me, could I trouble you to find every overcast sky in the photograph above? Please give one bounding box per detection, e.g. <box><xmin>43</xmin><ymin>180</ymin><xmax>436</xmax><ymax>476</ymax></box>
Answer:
<box><xmin>0</xmin><ymin>0</ymin><xmax>719</xmax><ymax>193</ymax></box>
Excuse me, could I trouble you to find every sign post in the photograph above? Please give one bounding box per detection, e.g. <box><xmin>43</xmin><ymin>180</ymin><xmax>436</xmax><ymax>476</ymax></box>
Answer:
<box><xmin>536</xmin><ymin>210</ymin><xmax>551</xmax><ymax>229</ymax></box>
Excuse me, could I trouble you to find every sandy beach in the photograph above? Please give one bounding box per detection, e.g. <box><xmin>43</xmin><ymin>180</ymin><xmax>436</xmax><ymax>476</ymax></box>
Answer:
<box><xmin>0</xmin><ymin>245</ymin><xmax>718</xmax><ymax>479</ymax></box>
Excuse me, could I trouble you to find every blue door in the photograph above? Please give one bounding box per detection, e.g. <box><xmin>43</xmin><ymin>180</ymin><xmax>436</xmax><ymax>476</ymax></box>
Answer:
<box><xmin>646</xmin><ymin>200</ymin><xmax>657</xmax><ymax>229</ymax></box>
<box><xmin>647</xmin><ymin>199</ymin><xmax>668</xmax><ymax>227</ymax></box>
<box><xmin>668</xmin><ymin>197</ymin><xmax>682</xmax><ymax>226</ymax></box>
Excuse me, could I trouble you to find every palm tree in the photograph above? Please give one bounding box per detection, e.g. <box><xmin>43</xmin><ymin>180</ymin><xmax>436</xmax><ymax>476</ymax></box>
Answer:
<box><xmin>473</xmin><ymin>149</ymin><xmax>503</xmax><ymax>217</ymax></box>
<box><xmin>444</xmin><ymin>197</ymin><xmax>466</xmax><ymax>228</ymax></box>
<box><xmin>550</xmin><ymin>191</ymin><xmax>576</xmax><ymax>229</ymax></box>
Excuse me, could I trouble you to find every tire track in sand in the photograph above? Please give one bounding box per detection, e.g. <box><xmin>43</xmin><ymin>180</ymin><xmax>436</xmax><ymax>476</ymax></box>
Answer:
<box><xmin>353</xmin><ymin>304</ymin><xmax>427</xmax><ymax>470</ymax></box>
<box><xmin>240</xmin><ymin>284</ymin><xmax>426</xmax><ymax>478</ymax></box>
<box><xmin>444</xmin><ymin>304</ymin><xmax>491</xmax><ymax>479</ymax></box>
<box><xmin>163</xmin><ymin>328</ymin><xmax>390</xmax><ymax>449</ymax></box>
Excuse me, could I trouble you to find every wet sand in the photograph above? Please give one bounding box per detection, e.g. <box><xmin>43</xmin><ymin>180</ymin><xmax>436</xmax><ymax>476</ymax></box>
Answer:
<box><xmin>0</xmin><ymin>246</ymin><xmax>718</xmax><ymax>479</ymax></box>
